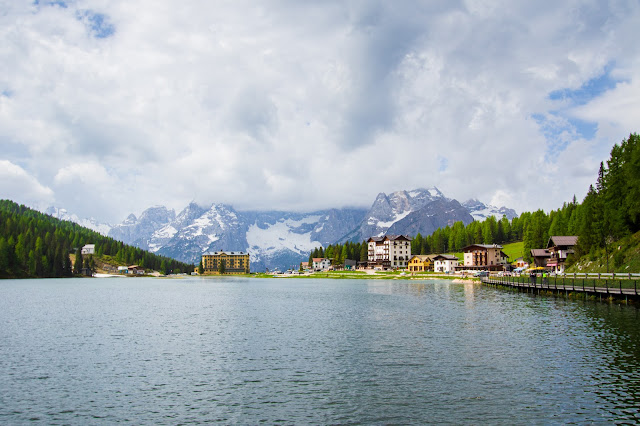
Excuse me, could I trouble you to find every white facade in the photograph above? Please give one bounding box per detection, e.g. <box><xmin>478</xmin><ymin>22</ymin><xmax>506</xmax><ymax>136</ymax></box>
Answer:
<box><xmin>81</xmin><ymin>244</ymin><xmax>95</xmax><ymax>255</ymax></box>
<box><xmin>367</xmin><ymin>235</ymin><xmax>412</xmax><ymax>269</ymax></box>
<box><xmin>312</xmin><ymin>258</ymin><xmax>331</xmax><ymax>271</ymax></box>
<box><xmin>433</xmin><ymin>256</ymin><xmax>459</xmax><ymax>273</ymax></box>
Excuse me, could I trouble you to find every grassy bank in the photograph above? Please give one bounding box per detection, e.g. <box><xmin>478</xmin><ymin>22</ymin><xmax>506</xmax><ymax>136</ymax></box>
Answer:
<box><xmin>568</xmin><ymin>230</ymin><xmax>640</xmax><ymax>274</ymax></box>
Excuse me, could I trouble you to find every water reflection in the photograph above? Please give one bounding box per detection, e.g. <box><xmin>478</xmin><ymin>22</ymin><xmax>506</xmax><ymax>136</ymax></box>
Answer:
<box><xmin>1</xmin><ymin>278</ymin><xmax>639</xmax><ymax>423</ymax></box>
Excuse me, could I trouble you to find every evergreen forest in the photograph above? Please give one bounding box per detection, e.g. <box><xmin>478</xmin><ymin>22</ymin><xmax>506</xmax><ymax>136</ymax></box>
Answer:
<box><xmin>0</xmin><ymin>200</ymin><xmax>194</xmax><ymax>278</ymax></box>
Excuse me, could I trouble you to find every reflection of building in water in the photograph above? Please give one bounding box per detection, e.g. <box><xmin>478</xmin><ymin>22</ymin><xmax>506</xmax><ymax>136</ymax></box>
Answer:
<box><xmin>464</xmin><ymin>281</ymin><xmax>475</xmax><ymax>308</ymax></box>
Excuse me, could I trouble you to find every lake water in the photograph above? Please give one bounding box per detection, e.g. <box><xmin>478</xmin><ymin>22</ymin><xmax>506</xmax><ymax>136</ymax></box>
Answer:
<box><xmin>1</xmin><ymin>277</ymin><xmax>639</xmax><ymax>424</ymax></box>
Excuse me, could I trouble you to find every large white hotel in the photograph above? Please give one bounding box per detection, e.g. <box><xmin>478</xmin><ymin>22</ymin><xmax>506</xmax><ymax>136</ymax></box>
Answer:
<box><xmin>367</xmin><ymin>235</ymin><xmax>412</xmax><ymax>269</ymax></box>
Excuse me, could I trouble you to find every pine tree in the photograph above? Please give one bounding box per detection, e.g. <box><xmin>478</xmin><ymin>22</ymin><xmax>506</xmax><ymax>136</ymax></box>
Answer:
<box><xmin>0</xmin><ymin>237</ymin><xmax>9</xmax><ymax>275</ymax></box>
<box><xmin>74</xmin><ymin>247</ymin><xmax>83</xmax><ymax>273</ymax></box>
<box><xmin>360</xmin><ymin>242</ymin><xmax>368</xmax><ymax>262</ymax></box>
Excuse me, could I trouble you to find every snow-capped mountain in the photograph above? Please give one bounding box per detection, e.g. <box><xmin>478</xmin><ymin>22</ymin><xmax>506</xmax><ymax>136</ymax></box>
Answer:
<box><xmin>107</xmin><ymin>203</ymin><xmax>367</xmax><ymax>272</ymax></box>
<box><xmin>44</xmin><ymin>206</ymin><xmax>112</xmax><ymax>235</ymax></box>
<box><xmin>462</xmin><ymin>199</ymin><xmax>518</xmax><ymax>221</ymax></box>
<box><xmin>109</xmin><ymin>206</ymin><xmax>176</xmax><ymax>250</ymax></box>
<box><xmin>339</xmin><ymin>187</ymin><xmax>474</xmax><ymax>242</ymax></box>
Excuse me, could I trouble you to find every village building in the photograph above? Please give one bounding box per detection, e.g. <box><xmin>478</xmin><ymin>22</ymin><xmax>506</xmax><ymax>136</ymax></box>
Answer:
<box><xmin>546</xmin><ymin>236</ymin><xmax>578</xmax><ymax>273</ymax></box>
<box><xmin>128</xmin><ymin>265</ymin><xmax>144</xmax><ymax>274</ymax></box>
<box><xmin>344</xmin><ymin>259</ymin><xmax>357</xmax><ymax>270</ymax></box>
<box><xmin>408</xmin><ymin>255</ymin><xmax>435</xmax><ymax>272</ymax></box>
<box><xmin>367</xmin><ymin>235</ymin><xmax>412</xmax><ymax>269</ymax></box>
<box><xmin>513</xmin><ymin>257</ymin><xmax>529</xmax><ymax>269</ymax></box>
<box><xmin>433</xmin><ymin>254</ymin><xmax>459</xmax><ymax>273</ymax></box>
<box><xmin>461</xmin><ymin>244</ymin><xmax>509</xmax><ymax>270</ymax></box>
<box><xmin>530</xmin><ymin>249</ymin><xmax>552</xmax><ymax>268</ymax></box>
<box><xmin>81</xmin><ymin>244</ymin><xmax>95</xmax><ymax>255</ymax></box>
<box><xmin>312</xmin><ymin>258</ymin><xmax>331</xmax><ymax>271</ymax></box>
<box><xmin>202</xmin><ymin>251</ymin><xmax>250</xmax><ymax>275</ymax></box>
<box><xmin>116</xmin><ymin>265</ymin><xmax>144</xmax><ymax>275</ymax></box>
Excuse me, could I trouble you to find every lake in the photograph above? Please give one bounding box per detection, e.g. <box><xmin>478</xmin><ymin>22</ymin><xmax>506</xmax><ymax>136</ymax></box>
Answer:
<box><xmin>1</xmin><ymin>277</ymin><xmax>639</xmax><ymax>424</ymax></box>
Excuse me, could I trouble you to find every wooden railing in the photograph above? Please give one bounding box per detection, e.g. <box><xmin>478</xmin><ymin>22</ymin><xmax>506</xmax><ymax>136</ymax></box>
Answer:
<box><xmin>482</xmin><ymin>273</ymin><xmax>640</xmax><ymax>297</ymax></box>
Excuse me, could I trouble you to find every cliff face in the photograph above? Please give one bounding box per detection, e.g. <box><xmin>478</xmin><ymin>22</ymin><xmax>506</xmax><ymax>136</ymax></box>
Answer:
<box><xmin>340</xmin><ymin>187</ymin><xmax>473</xmax><ymax>242</ymax></box>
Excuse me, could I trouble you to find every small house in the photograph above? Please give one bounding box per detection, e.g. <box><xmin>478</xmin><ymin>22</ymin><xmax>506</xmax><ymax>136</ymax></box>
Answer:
<box><xmin>81</xmin><ymin>244</ymin><xmax>95</xmax><ymax>255</ymax></box>
<box><xmin>408</xmin><ymin>255</ymin><xmax>435</xmax><ymax>272</ymax></box>
<box><xmin>530</xmin><ymin>249</ymin><xmax>551</xmax><ymax>268</ymax></box>
<box><xmin>312</xmin><ymin>258</ymin><xmax>331</xmax><ymax>271</ymax></box>
<box><xmin>433</xmin><ymin>254</ymin><xmax>459</xmax><ymax>273</ymax></box>
<box><xmin>546</xmin><ymin>236</ymin><xmax>578</xmax><ymax>273</ymax></box>
<box><xmin>344</xmin><ymin>259</ymin><xmax>357</xmax><ymax>270</ymax></box>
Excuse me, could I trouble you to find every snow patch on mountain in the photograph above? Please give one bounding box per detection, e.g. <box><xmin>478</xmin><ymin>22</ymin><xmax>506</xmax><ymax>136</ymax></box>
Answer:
<box><xmin>246</xmin><ymin>219</ymin><xmax>322</xmax><ymax>258</ymax></box>
<box><xmin>376</xmin><ymin>210</ymin><xmax>412</xmax><ymax>232</ymax></box>
<box><xmin>44</xmin><ymin>206</ymin><xmax>112</xmax><ymax>235</ymax></box>
<box><xmin>154</xmin><ymin>225</ymin><xmax>177</xmax><ymax>239</ymax></box>
<box><xmin>462</xmin><ymin>199</ymin><xmax>518</xmax><ymax>221</ymax></box>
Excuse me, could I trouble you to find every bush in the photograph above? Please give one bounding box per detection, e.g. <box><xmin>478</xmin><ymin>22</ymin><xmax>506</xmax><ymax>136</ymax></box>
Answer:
<box><xmin>614</xmin><ymin>250</ymin><xmax>625</xmax><ymax>268</ymax></box>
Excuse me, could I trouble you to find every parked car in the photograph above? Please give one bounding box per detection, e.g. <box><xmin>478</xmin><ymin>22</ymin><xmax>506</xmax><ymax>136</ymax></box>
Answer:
<box><xmin>473</xmin><ymin>271</ymin><xmax>489</xmax><ymax>277</ymax></box>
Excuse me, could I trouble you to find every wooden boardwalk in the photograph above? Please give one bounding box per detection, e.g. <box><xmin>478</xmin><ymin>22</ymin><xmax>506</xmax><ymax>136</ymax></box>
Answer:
<box><xmin>481</xmin><ymin>276</ymin><xmax>640</xmax><ymax>300</ymax></box>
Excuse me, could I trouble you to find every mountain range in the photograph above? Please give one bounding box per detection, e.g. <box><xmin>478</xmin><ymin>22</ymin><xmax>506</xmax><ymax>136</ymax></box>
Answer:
<box><xmin>45</xmin><ymin>187</ymin><xmax>517</xmax><ymax>271</ymax></box>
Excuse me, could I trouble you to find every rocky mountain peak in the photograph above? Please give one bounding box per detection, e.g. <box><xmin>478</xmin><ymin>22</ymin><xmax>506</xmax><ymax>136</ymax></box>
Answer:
<box><xmin>462</xmin><ymin>199</ymin><xmax>517</xmax><ymax>221</ymax></box>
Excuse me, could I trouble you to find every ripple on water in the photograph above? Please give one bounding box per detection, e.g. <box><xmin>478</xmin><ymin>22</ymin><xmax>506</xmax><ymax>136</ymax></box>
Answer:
<box><xmin>1</xmin><ymin>278</ymin><xmax>640</xmax><ymax>423</ymax></box>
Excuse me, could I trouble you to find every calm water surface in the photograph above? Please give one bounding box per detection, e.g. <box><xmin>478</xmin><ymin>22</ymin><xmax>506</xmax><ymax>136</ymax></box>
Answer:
<box><xmin>1</xmin><ymin>277</ymin><xmax>639</xmax><ymax>424</ymax></box>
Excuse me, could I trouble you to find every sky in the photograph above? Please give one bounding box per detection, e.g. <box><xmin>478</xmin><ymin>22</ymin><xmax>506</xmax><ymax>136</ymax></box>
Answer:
<box><xmin>1</xmin><ymin>0</ymin><xmax>639</xmax><ymax>224</ymax></box>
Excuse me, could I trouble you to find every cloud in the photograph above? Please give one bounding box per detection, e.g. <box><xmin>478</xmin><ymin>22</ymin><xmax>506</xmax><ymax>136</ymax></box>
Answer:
<box><xmin>0</xmin><ymin>160</ymin><xmax>54</xmax><ymax>206</ymax></box>
<box><xmin>0</xmin><ymin>0</ymin><xmax>639</xmax><ymax>223</ymax></box>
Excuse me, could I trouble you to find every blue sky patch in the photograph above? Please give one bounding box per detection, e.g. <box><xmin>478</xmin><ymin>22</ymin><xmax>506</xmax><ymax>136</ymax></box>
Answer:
<box><xmin>33</xmin><ymin>0</ymin><xmax>68</xmax><ymax>8</ymax></box>
<box><xmin>548</xmin><ymin>64</ymin><xmax>620</xmax><ymax>106</ymax></box>
<box><xmin>532</xmin><ymin>112</ymin><xmax>598</xmax><ymax>159</ymax></box>
<box><xmin>77</xmin><ymin>10</ymin><xmax>115</xmax><ymax>39</ymax></box>
<box><xmin>437</xmin><ymin>156</ymin><xmax>448</xmax><ymax>172</ymax></box>
<box><xmin>567</xmin><ymin>117</ymin><xmax>597</xmax><ymax>140</ymax></box>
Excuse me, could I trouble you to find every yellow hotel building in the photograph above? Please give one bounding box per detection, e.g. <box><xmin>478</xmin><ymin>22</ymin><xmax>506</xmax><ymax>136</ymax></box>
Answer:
<box><xmin>202</xmin><ymin>251</ymin><xmax>250</xmax><ymax>275</ymax></box>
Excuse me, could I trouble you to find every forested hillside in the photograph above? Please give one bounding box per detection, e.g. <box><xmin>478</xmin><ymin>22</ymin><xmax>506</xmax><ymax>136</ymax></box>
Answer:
<box><xmin>0</xmin><ymin>200</ymin><xmax>194</xmax><ymax>278</ymax></box>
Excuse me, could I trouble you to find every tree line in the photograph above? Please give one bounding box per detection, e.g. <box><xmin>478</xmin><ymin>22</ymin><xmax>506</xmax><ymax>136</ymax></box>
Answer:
<box><xmin>0</xmin><ymin>200</ymin><xmax>194</xmax><ymax>278</ymax></box>
<box><xmin>307</xmin><ymin>133</ymin><xmax>640</xmax><ymax>266</ymax></box>
<box><xmin>307</xmin><ymin>240</ymin><xmax>368</xmax><ymax>267</ymax></box>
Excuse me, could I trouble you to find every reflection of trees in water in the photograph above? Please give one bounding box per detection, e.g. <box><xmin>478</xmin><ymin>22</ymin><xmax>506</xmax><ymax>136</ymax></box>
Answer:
<box><xmin>578</xmin><ymin>302</ymin><xmax>640</xmax><ymax>422</ymax></box>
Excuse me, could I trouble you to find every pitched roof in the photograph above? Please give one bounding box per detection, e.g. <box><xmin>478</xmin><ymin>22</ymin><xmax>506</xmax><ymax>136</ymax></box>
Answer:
<box><xmin>368</xmin><ymin>234</ymin><xmax>411</xmax><ymax>242</ymax></box>
<box><xmin>385</xmin><ymin>234</ymin><xmax>411</xmax><ymax>241</ymax></box>
<box><xmin>204</xmin><ymin>251</ymin><xmax>248</xmax><ymax>255</ymax></box>
<box><xmin>547</xmin><ymin>236</ymin><xmax>578</xmax><ymax>248</ymax></box>
<box><xmin>462</xmin><ymin>244</ymin><xmax>504</xmax><ymax>251</ymax></box>
<box><xmin>530</xmin><ymin>248</ymin><xmax>551</xmax><ymax>257</ymax></box>
<box><xmin>410</xmin><ymin>254</ymin><xmax>438</xmax><ymax>262</ymax></box>
<box><xmin>432</xmin><ymin>254</ymin><xmax>459</xmax><ymax>261</ymax></box>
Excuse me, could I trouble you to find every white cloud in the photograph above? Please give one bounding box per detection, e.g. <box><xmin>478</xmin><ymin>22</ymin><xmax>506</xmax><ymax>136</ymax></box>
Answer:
<box><xmin>0</xmin><ymin>0</ymin><xmax>639</xmax><ymax>222</ymax></box>
<box><xmin>0</xmin><ymin>160</ymin><xmax>54</xmax><ymax>206</ymax></box>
